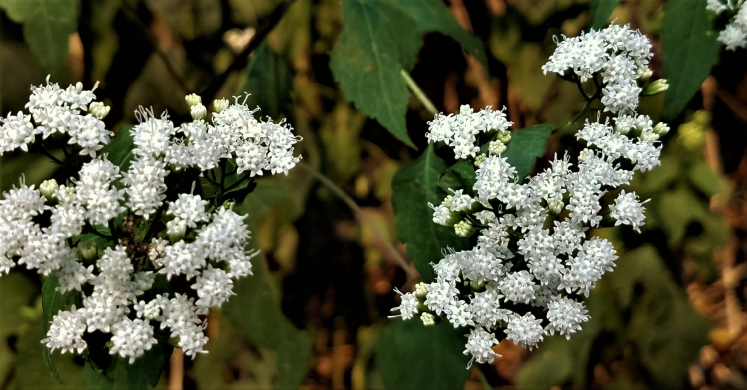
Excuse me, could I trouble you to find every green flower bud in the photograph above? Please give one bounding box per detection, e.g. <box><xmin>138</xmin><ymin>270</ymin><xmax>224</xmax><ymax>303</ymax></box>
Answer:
<box><xmin>421</xmin><ymin>312</ymin><xmax>436</xmax><ymax>326</ymax></box>
<box><xmin>488</xmin><ymin>140</ymin><xmax>506</xmax><ymax>156</ymax></box>
<box><xmin>40</xmin><ymin>179</ymin><xmax>58</xmax><ymax>200</ymax></box>
<box><xmin>185</xmin><ymin>93</ymin><xmax>202</xmax><ymax>107</ymax></box>
<box><xmin>454</xmin><ymin>220</ymin><xmax>475</xmax><ymax>237</ymax></box>
<box><xmin>78</xmin><ymin>240</ymin><xmax>98</xmax><ymax>261</ymax></box>
<box><xmin>642</xmin><ymin>79</ymin><xmax>669</xmax><ymax>96</ymax></box>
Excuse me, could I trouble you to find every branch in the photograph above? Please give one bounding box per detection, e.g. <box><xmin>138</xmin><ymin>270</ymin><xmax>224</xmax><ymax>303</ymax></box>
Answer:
<box><xmin>200</xmin><ymin>0</ymin><xmax>296</xmax><ymax>103</ymax></box>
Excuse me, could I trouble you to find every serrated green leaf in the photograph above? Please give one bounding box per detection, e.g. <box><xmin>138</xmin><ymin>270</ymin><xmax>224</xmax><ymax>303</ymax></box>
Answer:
<box><xmin>589</xmin><ymin>0</ymin><xmax>619</xmax><ymax>29</ymax></box>
<box><xmin>503</xmin><ymin>123</ymin><xmax>553</xmax><ymax>180</ymax></box>
<box><xmin>225</xmin><ymin>178</ymin><xmax>312</xmax><ymax>389</ymax></box>
<box><xmin>238</xmin><ymin>43</ymin><xmax>293</xmax><ymax>120</ymax></box>
<box><xmin>392</xmin><ymin>145</ymin><xmax>470</xmax><ymax>281</ymax></box>
<box><xmin>84</xmin><ymin>344</ymin><xmax>169</xmax><ymax>390</ymax></box>
<box><xmin>330</xmin><ymin>0</ymin><xmax>421</xmax><ymax>147</ymax></box>
<box><xmin>0</xmin><ymin>0</ymin><xmax>79</xmax><ymax>80</ymax></box>
<box><xmin>100</xmin><ymin>125</ymin><xmax>135</xmax><ymax>172</ymax></box>
<box><xmin>376</xmin><ymin>320</ymin><xmax>470</xmax><ymax>390</ymax></box>
<box><xmin>661</xmin><ymin>0</ymin><xmax>720</xmax><ymax>119</ymax></box>
<box><xmin>395</xmin><ymin>0</ymin><xmax>488</xmax><ymax>70</ymax></box>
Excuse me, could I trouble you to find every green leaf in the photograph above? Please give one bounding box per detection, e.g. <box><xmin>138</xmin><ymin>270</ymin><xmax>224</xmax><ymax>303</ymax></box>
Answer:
<box><xmin>376</xmin><ymin>320</ymin><xmax>470</xmax><ymax>390</ymax></box>
<box><xmin>100</xmin><ymin>125</ymin><xmax>135</xmax><ymax>172</ymax></box>
<box><xmin>224</xmin><ymin>178</ymin><xmax>312</xmax><ymax>389</ymax></box>
<box><xmin>84</xmin><ymin>345</ymin><xmax>169</xmax><ymax>390</ymax></box>
<box><xmin>238</xmin><ymin>43</ymin><xmax>293</xmax><ymax>120</ymax></box>
<box><xmin>14</xmin><ymin>318</ymin><xmax>85</xmax><ymax>390</ymax></box>
<box><xmin>395</xmin><ymin>0</ymin><xmax>488</xmax><ymax>70</ymax></box>
<box><xmin>503</xmin><ymin>123</ymin><xmax>553</xmax><ymax>180</ymax></box>
<box><xmin>655</xmin><ymin>186</ymin><xmax>707</xmax><ymax>244</ymax></box>
<box><xmin>41</xmin><ymin>275</ymin><xmax>74</xmax><ymax>382</ymax></box>
<box><xmin>589</xmin><ymin>0</ymin><xmax>619</xmax><ymax>29</ymax></box>
<box><xmin>330</xmin><ymin>0</ymin><xmax>422</xmax><ymax>147</ymax></box>
<box><xmin>392</xmin><ymin>145</ymin><xmax>470</xmax><ymax>281</ymax></box>
<box><xmin>515</xmin><ymin>337</ymin><xmax>574</xmax><ymax>390</ymax></box>
<box><xmin>661</xmin><ymin>0</ymin><xmax>720</xmax><ymax>119</ymax></box>
<box><xmin>688</xmin><ymin>159</ymin><xmax>730</xmax><ymax>198</ymax></box>
<box><xmin>0</xmin><ymin>0</ymin><xmax>79</xmax><ymax>80</ymax></box>
<box><xmin>438</xmin><ymin>161</ymin><xmax>476</xmax><ymax>195</ymax></box>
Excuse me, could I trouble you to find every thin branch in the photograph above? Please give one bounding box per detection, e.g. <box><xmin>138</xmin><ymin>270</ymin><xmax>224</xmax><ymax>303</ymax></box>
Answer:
<box><xmin>401</xmin><ymin>69</ymin><xmax>438</xmax><ymax>117</ymax></box>
<box><xmin>299</xmin><ymin>163</ymin><xmax>418</xmax><ymax>280</ymax></box>
<box><xmin>200</xmin><ymin>0</ymin><xmax>296</xmax><ymax>103</ymax></box>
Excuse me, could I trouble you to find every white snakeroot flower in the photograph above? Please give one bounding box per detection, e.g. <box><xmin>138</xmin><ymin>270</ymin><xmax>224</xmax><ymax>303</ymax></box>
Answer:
<box><xmin>719</xmin><ymin>23</ymin><xmax>747</xmax><ymax>51</ymax></box>
<box><xmin>390</xmin><ymin>288</ymin><xmax>419</xmax><ymax>320</ymax></box>
<box><xmin>505</xmin><ymin>313</ymin><xmax>544</xmax><ymax>350</ymax></box>
<box><xmin>42</xmin><ymin>307</ymin><xmax>87</xmax><ymax>354</ymax></box>
<box><xmin>1</xmin><ymin>80</ymin><xmax>301</xmax><ymax>365</ymax></box>
<box><xmin>110</xmin><ymin>318</ymin><xmax>158</xmax><ymax>363</ymax></box>
<box><xmin>610</xmin><ymin>190</ymin><xmax>648</xmax><ymax>232</ymax></box>
<box><xmin>464</xmin><ymin>327</ymin><xmax>500</xmax><ymax>365</ymax></box>
<box><xmin>545</xmin><ymin>297</ymin><xmax>589</xmax><ymax>339</ymax></box>
<box><xmin>390</xmin><ymin>23</ymin><xmax>662</xmax><ymax>368</ymax></box>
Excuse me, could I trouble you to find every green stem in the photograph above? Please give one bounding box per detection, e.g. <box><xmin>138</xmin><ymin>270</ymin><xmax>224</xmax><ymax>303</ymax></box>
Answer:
<box><xmin>555</xmin><ymin>99</ymin><xmax>593</xmax><ymax>134</ymax></box>
<box><xmin>299</xmin><ymin>162</ymin><xmax>418</xmax><ymax>280</ymax></box>
<box><xmin>401</xmin><ymin>69</ymin><xmax>438</xmax><ymax>117</ymax></box>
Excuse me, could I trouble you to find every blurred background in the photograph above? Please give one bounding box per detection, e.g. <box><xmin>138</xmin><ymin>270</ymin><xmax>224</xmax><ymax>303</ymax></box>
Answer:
<box><xmin>1</xmin><ymin>0</ymin><xmax>746</xmax><ymax>389</ymax></box>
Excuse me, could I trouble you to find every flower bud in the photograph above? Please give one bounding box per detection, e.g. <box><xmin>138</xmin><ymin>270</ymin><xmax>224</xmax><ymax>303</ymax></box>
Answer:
<box><xmin>421</xmin><ymin>312</ymin><xmax>436</xmax><ymax>326</ymax></box>
<box><xmin>89</xmin><ymin>102</ymin><xmax>111</xmax><ymax>119</ymax></box>
<box><xmin>40</xmin><ymin>179</ymin><xmax>58</xmax><ymax>200</ymax></box>
<box><xmin>454</xmin><ymin>220</ymin><xmax>476</xmax><ymax>237</ymax></box>
<box><xmin>185</xmin><ymin>93</ymin><xmax>202</xmax><ymax>107</ymax></box>
<box><xmin>167</xmin><ymin>218</ymin><xmax>188</xmax><ymax>242</ymax></box>
<box><xmin>498</xmin><ymin>131</ymin><xmax>511</xmax><ymax>144</ymax></box>
<box><xmin>78</xmin><ymin>240</ymin><xmax>98</xmax><ymax>261</ymax></box>
<box><xmin>212</xmin><ymin>98</ymin><xmax>230</xmax><ymax>113</ymax></box>
<box><xmin>191</xmin><ymin>103</ymin><xmax>207</xmax><ymax>120</ymax></box>
<box><xmin>637</xmin><ymin>67</ymin><xmax>653</xmax><ymax>82</ymax></box>
<box><xmin>548</xmin><ymin>199</ymin><xmax>565</xmax><ymax>215</ymax></box>
<box><xmin>653</xmin><ymin>122</ymin><xmax>670</xmax><ymax>136</ymax></box>
<box><xmin>578</xmin><ymin>148</ymin><xmax>594</xmax><ymax>162</ymax></box>
<box><xmin>642</xmin><ymin>79</ymin><xmax>668</xmax><ymax>96</ymax></box>
<box><xmin>415</xmin><ymin>282</ymin><xmax>429</xmax><ymax>299</ymax></box>
<box><xmin>474</xmin><ymin>154</ymin><xmax>487</xmax><ymax>167</ymax></box>
<box><xmin>431</xmin><ymin>204</ymin><xmax>460</xmax><ymax>227</ymax></box>
<box><xmin>488</xmin><ymin>140</ymin><xmax>506</xmax><ymax>156</ymax></box>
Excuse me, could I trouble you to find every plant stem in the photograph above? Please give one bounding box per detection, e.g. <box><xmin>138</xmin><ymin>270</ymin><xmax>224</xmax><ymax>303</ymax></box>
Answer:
<box><xmin>401</xmin><ymin>69</ymin><xmax>438</xmax><ymax>117</ymax></box>
<box><xmin>299</xmin><ymin>162</ymin><xmax>418</xmax><ymax>280</ymax></box>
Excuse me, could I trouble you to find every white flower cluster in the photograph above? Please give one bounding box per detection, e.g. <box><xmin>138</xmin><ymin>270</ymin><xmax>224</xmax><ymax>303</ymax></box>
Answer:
<box><xmin>542</xmin><ymin>24</ymin><xmax>653</xmax><ymax>114</ymax></box>
<box><xmin>392</xmin><ymin>24</ymin><xmax>667</xmax><ymax>367</ymax></box>
<box><xmin>0</xmin><ymin>79</ymin><xmax>301</xmax><ymax>363</ymax></box>
<box><xmin>1</xmin><ymin>76</ymin><xmax>111</xmax><ymax>156</ymax></box>
<box><xmin>708</xmin><ymin>0</ymin><xmax>747</xmax><ymax>50</ymax></box>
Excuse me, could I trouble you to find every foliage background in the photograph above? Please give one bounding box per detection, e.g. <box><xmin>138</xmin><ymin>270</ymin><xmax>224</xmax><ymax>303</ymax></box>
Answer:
<box><xmin>0</xmin><ymin>0</ymin><xmax>746</xmax><ymax>389</ymax></box>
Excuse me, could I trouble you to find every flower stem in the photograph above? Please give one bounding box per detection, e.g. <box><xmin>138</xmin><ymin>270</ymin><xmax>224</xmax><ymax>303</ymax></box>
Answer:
<box><xmin>401</xmin><ymin>69</ymin><xmax>438</xmax><ymax>117</ymax></box>
<box><xmin>299</xmin><ymin>162</ymin><xmax>418</xmax><ymax>280</ymax></box>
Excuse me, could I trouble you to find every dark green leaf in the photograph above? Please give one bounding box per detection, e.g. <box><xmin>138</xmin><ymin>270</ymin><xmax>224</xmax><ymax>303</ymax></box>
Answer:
<box><xmin>661</xmin><ymin>0</ymin><xmax>720</xmax><ymax>119</ymax></box>
<box><xmin>330</xmin><ymin>0</ymin><xmax>422</xmax><ymax>147</ymax></box>
<box><xmin>376</xmin><ymin>320</ymin><xmax>470</xmax><ymax>390</ymax></box>
<box><xmin>503</xmin><ymin>123</ymin><xmax>552</xmax><ymax>180</ymax></box>
<box><xmin>654</xmin><ymin>186</ymin><xmax>706</xmax><ymax>244</ymax></box>
<box><xmin>395</xmin><ymin>0</ymin><xmax>488</xmax><ymax>70</ymax></box>
<box><xmin>100</xmin><ymin>125</ymin><xmax>135</xmax><ymax>172</ymax></box>
<box><xmin>0</xmin><ymin>0</ymin><xmax>79</xmax><ymax>79</ymax></box>
<box><xmin>84</xmin><ymin>344</ymin><xmax>169</xmax><ymax>390</ymax></box>
<box><xmin>238</xmin><ymin>43</ymin><xmax>293</xmax><ymax>120</ymax></box>
<box><xmin>392</xmin><ymin>145</ymin><xmax>470</xmax><ymax>281</ymax></box>
<box><xmin>589</xmin><ymin>0</ymin><xmax>619</xmax><ymax>29</ymax></box>
<box><xmin>438</xmin><ymin>161</ymin><xmax>476</xmax><ymax>195</ymax></box>
<box><xmin>225</xmin><ymin>178</ymin><xmax>312</xmax><ymax>389</ymax></box>
<box><xmin>41</xmin><ymin>275</ymin><xmax>74</xmax><ymax>383</ymax></box>
<box><xmin>14</xmin><ymin>319</ymin><xmax>85</xmax><ymax>389</ymax></box>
